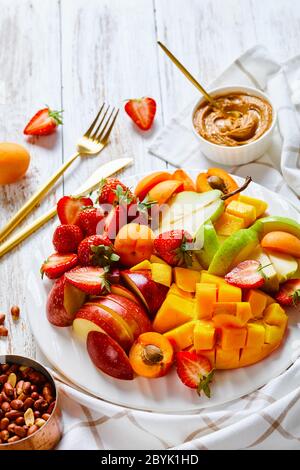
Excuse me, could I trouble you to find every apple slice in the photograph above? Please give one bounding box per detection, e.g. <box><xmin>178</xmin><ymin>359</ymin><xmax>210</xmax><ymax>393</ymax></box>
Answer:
<box><xmin>110</xmin><ymin>284</ymin><xmax>141</xmax><ymax>305</ymax></box>
<box><xmin>73</xmin><ymin>303</ymin><xmax>133</xmax><ymax>350</ymax></box>
<box><xmin>47</xmin><ymin>276</ymin><xmax>86</xmax><ymax>327</ymax></box>
<box><xmin>87</xmin><ymin>331</ymin><xmax>134</xmax><ymax>380</ymax></box>
<box><xmin>121</xmin><ymin>270</ymin><xmax>169</xmax><ymax>317</ymax></box>
<box><xmin>104</xmin><ymin>293</ymin><xmax>152</xmax><ymax>334</ymax></box>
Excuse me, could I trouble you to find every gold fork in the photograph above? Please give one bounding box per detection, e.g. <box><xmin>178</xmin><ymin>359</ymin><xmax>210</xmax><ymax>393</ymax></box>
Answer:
<box><xmin>0</xmin><ymin>103</ymin><xmax>119</xmax><ymax>242</ymax></box>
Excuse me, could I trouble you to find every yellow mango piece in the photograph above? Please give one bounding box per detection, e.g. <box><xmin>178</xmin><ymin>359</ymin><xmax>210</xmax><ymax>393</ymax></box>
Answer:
<box><xmin>213</xmin><ymin>302</ymin><xmax>237</xmax><ymax>316</ymax></box>
<box><xmin>194</xmin><ymin>283</ymin><xmax>217</xmax><ymax>319</ymax></box>
<box><xmin>218</xmin><ymin>284</ymin><xmax>242</xmax><ymax>302</ymax></box>
<box><xmin>246</xmin><ymin>322</ymin><xmax>265</xmax><ymax>348</ymax></box>
<box><xmin>200</xmin><ymin>271</ymin><xmax>227</xmax><ymax>287</ymax></box>
<box><xmin>130</xmin><ymin>260</ymin><xmax>152</xmax><ymax>271</ymax></box>
<box><xmin>214</xmin><ymin>212</ymin><xmax>244</xmax><ymax>236</ymax></box>
<box><xmin>197</xmin><ymin>349</ymin><xmax>216</xmax><ymax>367</ymax></box>
<box><xmin>168</xmin><ymin>283</ymin><xmax>194</xmax><ymax>299</ymax></box>
<box><xmin>244</xmin><ymin>289</ymin><xmax>267</xmax><ymax>318</ymax></box>
<box><xmin>174</xmin><ymin>267</ymin><xmax>201</xmax><ymax>293</ymax></box>
<box><xmin>164</xmin><ymin>321</ymin><xmax>197</xmax><ymax>351</ymax></box>
<box><xmin>238</xmin><ymin>194</ymin><xmax>268</xmax><ymax>218</ymax></box>
<box><xmin>263</xmin><ymin>303</ymin><xmax>288</xmax><ymax>328</ymax></box>
<box><xmin>151</xmin><ymin>263</ymin><xmax>172</xmax><ymax>287</ymax></box>
<box><xmin>239</xmin><ymin>347</ymin><xmax>264</xmax><ymax>367</ymax></box>
<box><xmin>264</xmin><ymin>324</ymin><xmax>286</xmax><ymax>345</ymax></box>
<box><xmin>226</xmin><ymin>200</ymin><xmax>257</xmax><ymax>227</ymax></box>
<box><xmin>150</xmin><ymin>254</ymin><xmax>168</xmax><ymax>265</ymax></box>
<box><xmin>194</xmin><ymin>321</ymin><xmax>216</xmax><ymax>351</ymax></box>
<box><xmin>215</xmin><ymin>346</ymin><xmax>240</xmax><ymax>369</ymax></box>
<box><xmin>236</xmin><ymin>302</ymin><xmax>253</xmax><ymax>324</ymax></box>
<box><xmin>265</xmin><ymin>293</ymin><xmax>276</xmax><ymax>306</ymax></box>
<box><xmin>220</xmin><ymin>327</ymin><xmax>247</xmax><ymax>350</ymax></box>
<box><xmin>153</xmin><ymin>294</ymin><xmax>195</xmax><ymax>333</ymax></box>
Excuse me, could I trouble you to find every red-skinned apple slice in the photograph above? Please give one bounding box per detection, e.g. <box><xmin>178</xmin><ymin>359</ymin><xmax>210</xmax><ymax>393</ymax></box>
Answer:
<box><xmin>121</xmin><ymin>270</ymin><xmax>169</xmax><ymax>317</ymax></box>
<box><xmin>110</xmin><ymin>284</ymin><xmax>141</xmax><ymax>305</ymax></box>
<box><xmin>73</xmin><ymin>303</ymin><xmax>133</xmax><ymax>350</ymax></box>
<box><xmin>47</xmin><ymin>276</ymin><xmax>86</xmax><ymax>327</ymax></box>
<box><xmin>104</xmin><ymin>294</ymin><xmax>152</xmax><ymax>334</ymax></box>
<box><xmin>87</xmin><ymin>331</ymin><xmax>134</xmax><ymax>380</ymax></box>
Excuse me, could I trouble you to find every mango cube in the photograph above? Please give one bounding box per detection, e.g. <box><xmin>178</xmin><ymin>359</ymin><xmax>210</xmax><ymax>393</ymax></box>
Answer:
<box><xmin>194</xmin><ymin>321</ymin><xmax>216</xmax><ymax>351</ymax></box>
<box><xmin>130</xmin><ymin>260</ymin><xmax>152</xmax><ymax>271</ymax></box>
<box><xmin>244</xmin><ymin>289</ymin><xmax>267</xmax><ymax>318</ymax></box>
<box><xmin>264</xmin><ymin>324</ymin><xmax>285</xmax><ymax>345</ymax></box>
<box><xmin>213</xmin><ymin>302</ymin><xmax>237</xmax><ymax>316</ymax></box>
<box><xmin>197</xmin><ymin>349</ymin><xmax>216</xmax><ymax>367</ymax></box>
<box><xmin>246</xmin><ymin>322</ymin><xmax>265</xmax><ymax>348</ymax></box>
<box><xmin>220</xmin><ymin>327</ymin><xmax>247</xmax><ymax>350</ymax></box>
<box><xmin>168</xmin><ymin>283</ymin><xmax>194</xmax><ymax>299</ymax></box>
<box><xmin>151</xmin><ymin>263</ymin><xmax>172</xmax><ymax>287</ymax></box>
<box><xmin>218</xmin><ymin>284</ymin><xmax>242</xmax><ymax>302</ymax></box>
<box><xmin>200</xmin><ymin>271</ymin><xmax>227</xmax><ymax>287</ymax></box>
<box><xmin>214</xmin><ymin>212</ymin><xmax>244</xmax><ymax>236</ymax></box>
<box><xmin>263</xmin><ymin>303</ymin><xmax>288</xmax><ymax>328</ymax></box>
<box><xmin>239</xmin><ymin>347</ymin><xmax>264</xmax><ymax>367</ymax></box>
<box><xmin>238</xmin><ymin>194</ymin><xmax>268</xmax><ymax>218</ymax></box>
<box><xmin>174</xmin><ymin>267</ymin><xmax>201</xmax><ymax>293</ymax></box>
<box><xmin>226</xmin><ymin>200</ymin><xmax>257</xmax><ymax>227</ymax></box>
<box><xmin>153</xmin><ymin>294</ymin><xmax>195</xmax><ymax>333</ymax></box>
<box><xmin>194</xmin><ymin>283</ymin><xmax>217</xmax><ymax>319</ymax></box>
<box><xmin>215</xmin><ymin>346</ymin><xmax>240</xmax><ymax>369</ymax></box>
<box><xmin>150</xmin><ymin>254</ymin><xmax>168</xmax><ymax>265</ymax></box>
<box><xmin>236</xmin><ymin>302</ymin><xmax>253</xmax><ymax>324</ymax></box>
<box><xmin>164</xmin><ymin>321</ymin><xmax>197</xmax><ymax>351</ymax></box>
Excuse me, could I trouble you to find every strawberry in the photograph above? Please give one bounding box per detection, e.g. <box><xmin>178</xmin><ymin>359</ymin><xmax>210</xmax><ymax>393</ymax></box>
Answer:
<box><xmin>57</xmin><ymin>196</ymin><xmax>93</xmax><ymax>225</ymax></box>
<box><xmin>65</xmin><ymin>266</ymin><xmax>110</xmax><ymax>295</ymax></box>
<box><xmin>41</xmin><ymin>253</ymin><xmax>78</xmax><ymax>279</ymax></box>
<box><xmin>176</xmin><ymin>351</ymin><xmax>214</xmax><ymax>398</ymax></box>
<box><xmin>24</xmin><ymin>106</ymin><xmax>63</xmax><ymax>136</ymax></box>
<box><xmin>103</xmin><ymin>204</ymin><xmax>129</xmax><ymax>240</ymax></box>
<box><xmin>154</xmin><ymin>230</ymin><xmax>193</xmax><ymax>267</ymax></box>
<box><xmin>77</xmin><ymin>206</ymin><xmax>105</xmax><ymax>236</ymax></box>
<box><xmin>78</xmin><ymin>234</ymin><xmax>119</xmax><ymax>267</ymax></box>
<box><xmin>52</xmin><ymin>224</ymin><xmax>83</xmax><ymax>254</ymax></box>
<box><xmin>124</xmin><ymin>97</ymin><xmax>156</xmax><ymax>131</ymax></box>
<box><xmin>275</xmin><ymin>279</ymin><xmax>300</xmax><ymax>306</ymax></box>
<box><xmin>225</xmin><ymin>260</ymin><xmax>265</xmax><ymax>289</ymax></box>
<box><xmin>98</xmin><ymin>178</ymin><xmax>131</xmax><ymax>206</ymax></box>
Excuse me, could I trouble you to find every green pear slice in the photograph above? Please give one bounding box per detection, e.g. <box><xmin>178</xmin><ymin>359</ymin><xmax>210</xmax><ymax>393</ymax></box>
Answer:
<box><xmin>265</xmin><ymin>250</ymin><xmax>298</xmax><ymax>283</ymax></box>
<box><xmin>251</xmin><ymin>246</ymin><xmax>279</xmax><ymax>292</ymax></box>
<box><xmin>195</xmin><ymin>220</ymin><xmax>220</xmax><ymax>269</ymax></box>
<box><xmin>252</xmin><ymin>216</ymin><xmax>300</xmax><ymax>239</ymax></box>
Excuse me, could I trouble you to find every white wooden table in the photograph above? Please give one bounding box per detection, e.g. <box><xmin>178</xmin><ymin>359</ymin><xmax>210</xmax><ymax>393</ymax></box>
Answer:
<box><xmin>1</xmin><ymin>0</ymin><xmax>300</xmax><ymax>359</ymax></box>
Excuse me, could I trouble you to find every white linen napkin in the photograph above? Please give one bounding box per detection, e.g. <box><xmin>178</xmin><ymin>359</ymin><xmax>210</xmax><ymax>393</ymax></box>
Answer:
<box><xmin>149</xmin><ymin>45</ymin><xmax>300</xmax><ymax>205</ymax></box>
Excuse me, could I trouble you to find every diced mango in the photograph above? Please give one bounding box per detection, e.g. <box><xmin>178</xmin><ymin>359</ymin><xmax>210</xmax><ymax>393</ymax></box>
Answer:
<box><xmin>151</xmin><ymin>263</ymin><xmax>172</xmax><ymax>287</ymax></box>
<box><xmin>213</xmin><ymin>302</ymin><xmax>237</xmax><ymax>316</ymax></box>
<box><xmin>265</xmin><ymin>293</ymin><xmax>276</xmax><ymax>306</ymax></box>
<box><xmin>244</xmin><ymin>289</ymin><xmax>267</xmax><ymax>318</ymax></box>
<box><xmin>194</xmin><ymin>321</ymin><xmax>216</xmax><ymax>351</ymax></box>
<box><xmin>218</xmin><ymin>284</ymin><xmax>242</xmax><ymax>302</ymax></box>
<box><xmin>200</xmin><ymin>271</ymin><xmax>227</xmax><ymax>287</ymax></box>
<box><xmin>164</xmin><ymin>321</ymin><xmax>197</xmax><ymax>351</ymax></box>
<box><xmin>168</xmin><ymin>283</ymin><xmax>194</xmax><ymax>299</ymax></box>
<box><xmin>197</xmin><ymin>349</ymin><xmax>216</xmax><ymax>367</ymax></box>
<box><xmin>226</xmin><ymin>200</ymin><xmax>257</xmax><ymax>227</ymax></box>
<box><xmin>220</xmin><ymin>327</ymin><xmax>247</xmax><ymax>350</ymax></box>
<box><xmin>174</xmin><ymin>267</ymin><xmax>201</xmax><ymax>293</ymax></box>
<box><xmin>214</xmin><ymin>212</ymin><xmax>244</xmax><ymax>236</ymax></box>
<box><xmin>236</xmin><ymin>302</ymin><xmax>253</xmax><ymax>324</ymax></box>
<box><xmin>150</xmin><ymin>254</ymin><xmax>168</xmax><ymax>265</ymax></box>
<box><xmin>194</xmin><ymin>283</ymin><xmax>217</xmax><ymax>319</ymax></box>
<box><xmin>239</xmin><ymin>347</ymin><xmax>264</xmax><ymax>367</ymax></box>
<box><xmin>130</xmin><ymin>260</ymin><xmax>152</xmax><ymax>271</ymax></box>
<box><xmin>215</xmin><ymin>346</ymin><xmax>240</xmax><ymax>369</ymax></box>
<box><xmin>213</xmin><ymin>314</ymin><xmax>244</xmax><ymax>328</ymax></box>
<box><xmin>238</xmin><ymin>194</ymin><xmax>268</xmax><ymax>218</ymax></box>
<box><xmin>263</xmin><ymin>303</ymin><xmax>288</xmax><ymax>328</ymax></box>
<box><xmin>246</xmin><ymin>323</ymin><xmax>265</xmax><ymax>348</ymax></box>
<box><xmin>153</xmin><ymin>294</ymin><xmax>195</xmax><ymax>333</ymax></box>
<box><xmin>264</xmin><ymin>324</ymin><xmax>285</xmax><ymax>345</ymax></box>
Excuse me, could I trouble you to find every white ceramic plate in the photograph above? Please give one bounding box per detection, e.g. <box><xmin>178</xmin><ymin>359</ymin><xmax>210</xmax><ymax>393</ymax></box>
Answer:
<box><xmin>27</xmin><ymin>171</ymin><xmax>300</xmax><ymax>413</ymax></box>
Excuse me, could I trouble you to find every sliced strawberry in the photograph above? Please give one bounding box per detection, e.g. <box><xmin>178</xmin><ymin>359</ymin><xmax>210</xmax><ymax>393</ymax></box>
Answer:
<box><xmin>52</xmin><ymin>224</ymin><xmax>83</xmax><ymax>253</ymax></box>
<box><xmin>57</xmin><ymin>196</ymin><xmax>93</xmax><ymax>225</ymax></box>
<box><xmin>176</xmin><ymin>351</ymin><xmax>214</xmax><ymax>398</ymax></box>
<box><xmin>225</xmin><ymin>260</ymin><xmax>265</xmax><ymax>289</ymax></box>
<box><xmin>154</xmin><ymin>230</ymin><xmax>193</xmax><ymax>267</ymax></box>
<box><xmin>103</xmin><ymin>204</ymin><xmax>129</xmax><ymax>240</ymax></box>
<box><xmin>65</xmin><ymin>266</ymin><xmax>110</xmax><ymax>295</ymax></box>
<box><xmin>275</xmin><ymin>279</ymin><xmax>300</xmax><ymax>306</ymax></box>
<box><xmin>77</xmin><ymin>234</ymin><xmax>119</xmax><ymax>267</ymax></box>
<box><xmin>41</xmin><ymin>253</ymin><xmax>78</xmax><ymax>279</ymax></box>
<box><xmin>124</xmin><ymin>97</ymin><xmax>156</xmax><ymax>131</ymax></box>
<box><xmin>77</xmin><ymin>206</ymin><xmax>105</xmax><ymax>236</ymax></box>
<box><xmin>24</xmin><ymin>107</ymin><xmax>63</xmax><ymax>136</ymax></box>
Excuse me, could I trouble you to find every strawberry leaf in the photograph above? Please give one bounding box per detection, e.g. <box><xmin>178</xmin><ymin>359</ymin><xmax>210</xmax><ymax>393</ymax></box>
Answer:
<box><xmin>197</xmin><ymin>369</ymin><xmax>214</xmax><ymax>398</ymax></box>
<box><xmin>292</xmin><ymin>289</ymin><xmax>300</xmax><ymax>306</ymax></box>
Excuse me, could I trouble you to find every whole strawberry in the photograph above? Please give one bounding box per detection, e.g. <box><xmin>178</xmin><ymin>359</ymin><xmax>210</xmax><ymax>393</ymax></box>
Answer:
<box><xmin>78</xmin><ymin>234</ymin><xmax>119</xmax><ymax>267</ymax></box>
<box><xmin>98</xmin><ymin>178</ymin><xmax>132</xmax><ymax>206</ymax></box>
<box><xmin>53</xmin><ymin>224</ymin><xmax>83</xmax><ymax>253</ymax></box>
<box><xmin>77</xmin><ymin>206</ymin><xmax>105</xmax><ymax>236</ymax></box>
<box><xmin>154</xmin><ymin>230</ymin><xmax>193</xmax><ymax>266</ymax></box>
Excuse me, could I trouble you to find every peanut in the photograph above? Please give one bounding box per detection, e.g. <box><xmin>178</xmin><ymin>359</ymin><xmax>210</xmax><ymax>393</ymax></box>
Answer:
<box><xmin>27</xmin><ymin>424</ymin><xmax>38</xmax><ymax>436</ymax></box>
<box><xmin>35</xmin><ymin>418</ymin><xmax>46</xmax><ymax>428</ymax></box>
<box><xmin>10</xmin><ymin>305</ymin><xmax>20</xmax><ymax>320</ymax></box>
<box><xmin>23</xmin><ymin>397</ymin><xmax>34</xmax><ymax>410</ymax></box>
<box><xmin>14</xmin><ymin>425</ymin><xmax>26</xmax><ymax>438</ymax></box>
<box><xmin>0</xmin><ymin>326</ymin><xmax>8</xmax><ymax>337</ymax></box>
<box><xmin>1</xmin><ymin>402</ymin><xmax>10</xmax><ymax>413</ymax></box>
<box><xmin>0</xmin><ymin>429</ymin><xmax>9</xmax><ymax>441</ymax></box>
<box><xmin>10</xmin><ymin>399</ymin><xmax>23</xmax><ymax>410</ymax></box>
<box><xmin>0</xmin><ymin>417</ymin><xmax>9</xmax><ymax>430</ymax></box>
<box><xmin>15</xmin><ymin>416</ymin><xmax>25</xmax><ymax>426</ymax></box>
<box><xmin>3</xmin><ymin>382</ymin><xmax>14</xmax><ymax>397</ymax></box>
<box><xmin>7</xmin><ymin>373</ymin><xmax>17</xmax><ymax>388</ymax></box>
<box><xmin>41</xmin><ymin>413</ymin><xmax>51</xmax><ymax>421</ymax></box>
<box><xmin>7</xmin><ymin>435</ymin><xmax>20</xmax><ymax>443</ymax></box>
<box><xmin>16</xmin><ymin>380</ymin><xmax>24</xmax><ymax>396</ymax></box>
<box><xmin>24</xmin><ymin>408</ymin><xmax>34</xmax><ymax>427</ymax></box>
<box><xmin>0</xmin><ymin>313</ymin><xmax>5</xmax><ymax>325</ymax></box>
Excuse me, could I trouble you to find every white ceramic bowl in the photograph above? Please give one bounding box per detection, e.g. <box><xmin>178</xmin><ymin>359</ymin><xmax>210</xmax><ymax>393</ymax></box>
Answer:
<box><xmin>191</xmin><ymin>85</ymin><xmax>277</xmax><ymax>166</ymax></box>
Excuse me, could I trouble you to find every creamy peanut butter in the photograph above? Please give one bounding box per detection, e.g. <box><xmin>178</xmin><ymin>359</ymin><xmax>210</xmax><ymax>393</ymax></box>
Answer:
<box><xmin>193</xmin><ymin>92</ymin><xmax>273</xmax><ymax>146</ymax></box>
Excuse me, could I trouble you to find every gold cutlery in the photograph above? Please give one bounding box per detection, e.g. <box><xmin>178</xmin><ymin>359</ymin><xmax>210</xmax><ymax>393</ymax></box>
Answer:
<box><xmin>0</xmin><ymin>104</ymin><xmax>119</xmax><ymax>243</ymax></box>
<box><xmin>0</xmin><ymin>157</ymin><xmax>132</xmax><ymax>258</ymax></box>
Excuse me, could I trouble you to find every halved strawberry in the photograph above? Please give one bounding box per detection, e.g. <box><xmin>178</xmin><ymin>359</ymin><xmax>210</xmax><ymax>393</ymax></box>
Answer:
<box><xmin>275</xmin><ymin>279</ymin><xmax>300</xmax><ymax>306</ymax></box>
<box><xmin>124</xmin><ymin>97</ymin><xmax>156</xmax><ymax>131</ymax></box>
<box><xmin>65</xmin><ymin>266</ymin><xmax>110</xmax><ymax>295</ymax></box>
<box><xmin>24</xmin><ymin>107</ymin><xmax>64</xmax><ymax>136</ymax></box>
<box><xmin>41</xmin><ymin>253</ymin><xmax>78</xmax><ymax>279</ymax></box>
<box><xmin>176</xmin><ymin>351</ymin><xmax>214</xmax><ymax>398</ymax></box>
<box><xmin>57</xmin><ymin>196</ymin><xmax>93</xmax><ymax>225</ymax></box>
<box><xmin>225</xmin><ymin>260</ymin><xmax>265</xmax><ymax>289</ymax></box>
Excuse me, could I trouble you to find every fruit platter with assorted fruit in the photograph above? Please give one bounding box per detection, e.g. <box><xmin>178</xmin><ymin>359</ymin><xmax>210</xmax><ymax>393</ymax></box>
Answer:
<box><xmin>41</xmin><ymin>168</ymin><xmax>300</xmax><ymax>398</ymax></box>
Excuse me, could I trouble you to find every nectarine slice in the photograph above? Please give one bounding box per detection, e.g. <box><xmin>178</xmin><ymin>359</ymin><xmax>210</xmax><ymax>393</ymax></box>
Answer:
<box><xmin>147</xmin><ymin>180</ymin><xmax>183</xmax><ymax>205</ymax></box>
<box><xmin>172</xmin><ymin>169</ymin><xmax>196</xmax><ymax>191</ymax></box>
<box><xmin>261</xmin><ymin>231</ymin><xmax>300</xmax><ymax>258</ymax></box>
<box><xmin>134</xmin><ymin>171</ymin><xmax>172</xmax><ymax>201</ymax></box>
<box><xmin>87</xmin><ymin>331</ymin><xmax>134</xmax><ymax>380</ymax></box>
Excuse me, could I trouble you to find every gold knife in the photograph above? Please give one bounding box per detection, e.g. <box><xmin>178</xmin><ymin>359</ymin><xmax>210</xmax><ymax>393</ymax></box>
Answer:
<box><xmin>0</xmin><ymin>158</ymin><xmax>133</xmax><ymax>258</ymax></box>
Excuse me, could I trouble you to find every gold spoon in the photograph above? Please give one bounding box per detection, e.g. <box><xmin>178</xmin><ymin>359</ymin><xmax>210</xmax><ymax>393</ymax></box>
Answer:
<box><xmin>157</xmin><ymin>41</ymin><xmax>241</xmax><ymax>118</ymax></box>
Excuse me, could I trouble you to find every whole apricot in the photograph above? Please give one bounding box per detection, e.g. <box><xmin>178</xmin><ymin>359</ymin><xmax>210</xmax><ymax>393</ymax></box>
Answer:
<box><xmin>0</xmin><ymin>142</ymin><xmax>30</xmax><ymax>185</ymax></box>
<box><xmin>114</xmin><ymin>223</ymin><xmax>154</xmax><ymax>267</ymax></box>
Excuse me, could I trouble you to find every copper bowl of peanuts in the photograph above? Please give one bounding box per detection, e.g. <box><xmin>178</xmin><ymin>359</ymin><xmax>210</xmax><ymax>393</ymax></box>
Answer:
<box><xmin>0</xmin><ymin>355</ymin><xmax>62</xmax><ymax>450</ymax></box>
